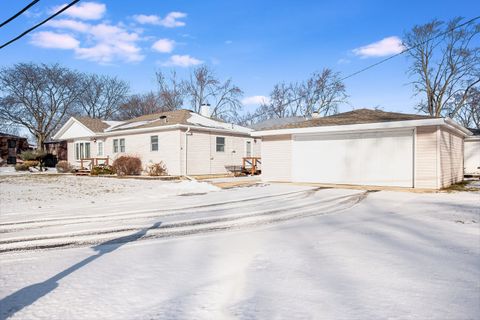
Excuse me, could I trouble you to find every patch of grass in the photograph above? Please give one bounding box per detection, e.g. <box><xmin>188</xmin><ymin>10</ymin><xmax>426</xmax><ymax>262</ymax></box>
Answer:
<box><xmin>443</xmin><ymin>180</ymin><xmax>479</xmax><ymax>192</ymax></box>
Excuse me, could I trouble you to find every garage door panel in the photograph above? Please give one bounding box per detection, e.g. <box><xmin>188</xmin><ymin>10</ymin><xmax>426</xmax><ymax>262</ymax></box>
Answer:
<box><xmin>292</xmin><ymin>130</ymin><xmax>414</xmax><ymax>187</ymax></box>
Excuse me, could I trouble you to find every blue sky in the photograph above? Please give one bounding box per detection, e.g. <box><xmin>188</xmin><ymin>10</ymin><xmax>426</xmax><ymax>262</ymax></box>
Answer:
<box><xmin>1</xmin><ymin>0</ymin><xmax>479</xmax><ymax>115</ymax></box>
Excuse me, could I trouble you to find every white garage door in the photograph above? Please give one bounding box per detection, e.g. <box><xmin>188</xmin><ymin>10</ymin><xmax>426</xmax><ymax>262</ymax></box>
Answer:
<box><xmin>292</xmin><ymin>130</ymin><xmax>414</xmax><ymax>187</ymax></box>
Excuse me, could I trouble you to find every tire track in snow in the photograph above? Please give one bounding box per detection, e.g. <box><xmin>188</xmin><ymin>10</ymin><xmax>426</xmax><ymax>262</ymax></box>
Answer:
<box><xmin>0</xmin><ymin>188</ymin><xmax>320</xmax><ymax>230</ymax></box>
<box><xmin>0</xmin><ymin>191</ymin><xmax>367</xmax><ymax>253</ymax></box>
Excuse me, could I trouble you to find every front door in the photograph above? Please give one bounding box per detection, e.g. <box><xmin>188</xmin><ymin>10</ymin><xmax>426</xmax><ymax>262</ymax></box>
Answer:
<box><xmin>245</xmin><ymin>141</ymin><xmax>252</xmax><ymax>157</ymax></box>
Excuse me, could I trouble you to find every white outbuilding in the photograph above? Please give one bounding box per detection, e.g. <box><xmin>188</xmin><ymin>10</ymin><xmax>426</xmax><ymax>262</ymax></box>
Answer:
<box><xmin>252</xmin><ymin>109</ymin><xmax>472</xmax><ymax>189</ymax></box>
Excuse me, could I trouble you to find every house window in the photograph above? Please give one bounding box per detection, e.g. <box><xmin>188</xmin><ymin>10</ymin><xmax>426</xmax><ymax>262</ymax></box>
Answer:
<box><xmin>113</xmin><ymin>139</ymin><xmax>125</xmax><ymax>153</ymax></box>
<box><xmin>97</xmin><ymin>141</ymin><xmax>104</xmax><ymax>156</ymax></box>
<box><xmin>119</xmin><ymin>138</ymin><xmax>125</xmax><ymax>152</ymax></box>
<box><xmin>216</xmin><ymin>137</ymin><xmax>225</xmax><ymax>152</ymax></box>
<box><xmin>151</xmin><ymin>136</ymin><xmax>159</xmax><ymax>151</ymax></box>
<box><xmin>75</xmin><ymin>142</ymin><xmax>90</xmax><ymax>160</ymax></box>
<box><xmin>113</xmin><ymin>139</ymin><xmax>118</xmax><ymax>153</ymax></box>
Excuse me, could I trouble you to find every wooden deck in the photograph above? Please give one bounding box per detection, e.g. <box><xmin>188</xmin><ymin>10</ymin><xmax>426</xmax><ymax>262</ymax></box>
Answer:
<box><xmin>76</xmin><ymin>157</ymin><xmax>110</xmax><ymax>175</ymax></box>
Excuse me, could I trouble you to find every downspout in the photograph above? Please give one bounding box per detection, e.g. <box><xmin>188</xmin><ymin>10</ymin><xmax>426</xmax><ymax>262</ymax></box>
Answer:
<box><xmin>184</xmin><ymin>126</ymin><xmax>195</xmax><ymax>180</ymax></box>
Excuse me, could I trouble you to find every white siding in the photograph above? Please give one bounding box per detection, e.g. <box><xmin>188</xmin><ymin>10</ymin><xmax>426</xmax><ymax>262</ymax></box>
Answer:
<box><xmin>183</xmin><ymin>129</ymin><xmax>259</xmax><ymax>175</ymax></box>
<box><xmin>414</xmin><ymin>126</ymin><xmax>438</xmax><ymax>189</ymax></box>
<box><xmin>59</xmin><ymin>122</ymin><xmax>93</xmax><ymax>140</ymax></box>
<box><xmin>261</xmin><ymin>135</ymin><xmax>292</xmax><ymax>182</ymax></box>
<box><xmin>103</xmin><ymin>130</ymin><xmax>182</xmax><ymax>175</ymax></box>
<box><xmin>464</xmin><ymin>139</ymin><xmax>480</xmax><ymax>175</ymax></box>
<box><xmin>439</xmin><ymin>128</ymin><xmax>464</xmax><ymax>188</ymax></box>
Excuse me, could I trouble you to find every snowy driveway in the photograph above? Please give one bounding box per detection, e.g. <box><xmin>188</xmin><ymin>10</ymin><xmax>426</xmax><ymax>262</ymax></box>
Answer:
<box><xmin>0</xmin><ymin>175</ymin><xmax>479</xmax><ymax>319</ymax></box>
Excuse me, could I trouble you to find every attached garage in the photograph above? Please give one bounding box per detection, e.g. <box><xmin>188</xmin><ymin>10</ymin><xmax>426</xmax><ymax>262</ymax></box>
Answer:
<box><xmin>253</xmin><ymin>109</ymin><xmax>472</xmax><ymax>189</ymax></box>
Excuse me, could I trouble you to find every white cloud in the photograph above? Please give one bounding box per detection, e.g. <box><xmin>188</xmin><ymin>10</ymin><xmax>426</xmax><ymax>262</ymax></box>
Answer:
<box><xmin>30</xmin><ymin>31</ymin><xmax>79</xmax><ymax>49</ymax></box>
<box><xmin>242</xmin><ymin>95</ymin><xmax>270</xmax><ymax>106</ymax></box>
<box><xmin>52</xmin><ymin>2</ymin><xmax>106</xmax><ymax>20</ymax></box>
<box><xmin>162</xmin><ymin>54</ymin><xmax>203</xmax><ymax>67</ymax></box>
<box><xmin>46</xmin><ymin>19</ymin><xmax>90</xmax><ymax>32</ymax></box>
<box><xmin>33</xmin><ymin>20</ymin><xmax>144</xmax><ymax>64</ymax></box>
<box><xmin>352</xmin><ymin>36</ymin><xmax>405</xmax><ymax>58</ymax></box>
<box><xmin>152</xmin><ymin>39</ymin><xmax>175</xmax><ymax>53</ymax></box>
<box><xmin>133</xmin><ymin>12</ymin><xmax>187</xmax><ymax>28</ymax></box>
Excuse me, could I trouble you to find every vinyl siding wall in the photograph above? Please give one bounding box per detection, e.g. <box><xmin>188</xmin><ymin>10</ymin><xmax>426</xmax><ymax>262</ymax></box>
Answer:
<box><xmin>464</xmin><ymin>139</ymin><xmax>480</xmax><ymax>175</ymax></box>
<box><xmin>414</xmin><ymin>126</ymin><xmax>465</xmax><ymax>189</ymax></box>
<box><xmin>182</xmin><ymin>129</ymin><xmax>260</xmax><ymax>175</ymax></box>
<box><xmin>68</xmin><ymin>130</ymin><xmax>183</xmax><ymax>175</ymax></box>
<box><xmin>439</xmin><ymin>128</ymin><xmax>464</xmax><ymax>188</ymax></box>
<box><xmin>414</xmin><ymin>126</ymin><xmax>439</xmax><ymax>189</ymax></box>
<box><xmin>261</xmin><ymin>135</ymin><xmax>292</xmax><ymax>182</ymax></box>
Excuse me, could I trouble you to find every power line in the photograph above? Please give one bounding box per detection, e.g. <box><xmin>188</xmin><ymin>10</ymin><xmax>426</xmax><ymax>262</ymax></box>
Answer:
<box><xmin>0</xmin><ymin>0</ymin><xmax>80</xmax><ymax>50</ymax></box>
<box><xmin>0</xmin><ymin>0</ymin><xmax>40</xmax><ymax>28</ymax></box>
<box><xmin>340</xmin><ymin>15</ymin><xmax>480</xmax><ymax>81</ymax></box>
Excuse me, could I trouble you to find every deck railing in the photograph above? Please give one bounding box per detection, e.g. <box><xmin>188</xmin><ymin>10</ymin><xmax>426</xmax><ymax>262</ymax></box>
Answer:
<box><xmin>242</xmin><ymin>157</ymin><xmax>261</xmax><ymax>175</ymax></box>
<box><xmin>80</xmin><ymin>157</ymin><xmax>110</xmax><ymax>170</ymax></box>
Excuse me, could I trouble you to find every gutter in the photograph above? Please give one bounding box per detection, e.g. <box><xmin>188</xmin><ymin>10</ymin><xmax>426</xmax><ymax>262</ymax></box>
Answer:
<box><xmin>252</xmin><ymin>118</ymin><xmax>471</xmax><ymax>137</ymax></box>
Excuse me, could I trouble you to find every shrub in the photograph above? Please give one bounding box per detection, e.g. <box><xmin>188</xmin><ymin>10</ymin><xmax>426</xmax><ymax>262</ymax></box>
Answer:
<box><xmin>19</xmin><ymin>150</ymin><xmax>46</xmax><ymax>161</ymax></box>
<box><xmin>19</xmin><ymin>150</ymin><xmax>48</xmax><ymax>171</ymax></box>
<box><xmin>147</xmin><ymin>162</ymin><xmax>168</xmax><ymax>176</ymax></box>
<box><xmin>112</xmin><ymin>155</ymin><xmax>142</xmax><ymax>176</ymax></box>
<box><xmin>90</xmin><ymin>165</ymin><xmax>115</xmax><ymax>176</ymax></box>
<box><xmin>15</xmin><ymin>160</ymin><xmax>39</xmax><ymax>171</ymax></box>
<box><xmin>56</xmin><ymin>160</ymin><xmax>73</xmax><ymax>173</ymax></box>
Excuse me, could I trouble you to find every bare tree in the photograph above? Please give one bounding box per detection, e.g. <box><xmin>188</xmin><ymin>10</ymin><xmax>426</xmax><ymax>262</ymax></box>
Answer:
<box><xmin>253</xmin><ymin>68</ymin><xmax>347</xmax><ymax>121</ymax></box>
<box><xmin>404</xmin><ymin>17</ymin><xmax>480</xmax><ymax>117</ymax></box>
<box><xmin>116</xmin><ymin>92</ymin><xmax>166</xmax><ymax>120</ymax></box>
<box><xmin>210</xmin><ymin>78</ymin><xmax>243</xmax><ymax>121</ymax></box>
<box><xmin>183</xmin><ymin>65</ymin><xmax>243</xmax><ymax>120</ymax></box>
<box><xmin>78</xmin><ymin>74</ymin><xmax>129</xmax><ymax>119</ymax></box>
<box><xmin>454</xmin><ymin>87</ymin><xmax>480</xmax><ymax>129</ymax></box>
<box><xmin>0</xmin><ymin>63</ymin><xmax>82</xmax><ymax>150</ymax></box>
<box><xmin>183</xmin><ymin>65</ymin><xmax>219</xmax><ymax>112</ymax></box>
<box><xmin>156</xmin><ymin>70</ymin><xmax>184</xmax><ymax>111</ymax></box>
<box><xmin>302</xmin><ymin>69</ymin><xmax>347</xmax><ymax>116</ymax></box>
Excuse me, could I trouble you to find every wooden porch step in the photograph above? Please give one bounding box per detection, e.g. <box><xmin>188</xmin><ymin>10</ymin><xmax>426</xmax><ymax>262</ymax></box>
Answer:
<box><xmin>75</xmin><ymin>169</ymin><xmax>91</xmax><ymax>176</ymax></box>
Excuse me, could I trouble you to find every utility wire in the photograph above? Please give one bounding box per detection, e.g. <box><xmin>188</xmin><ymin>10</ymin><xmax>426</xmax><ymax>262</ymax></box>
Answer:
<box><xmin>340</xmin><ymin>15</ymin><xmax>480</xmax><ymax>81</ymax></box>
<box><xmin>0</xmin><ymin>0</ymin><xmax>40</xmax><ymax>28</ymax></box>
<box><xmin>0</xmin><ymin>0</ymin><xmax>80</xmax><ymax>50</ymax></box>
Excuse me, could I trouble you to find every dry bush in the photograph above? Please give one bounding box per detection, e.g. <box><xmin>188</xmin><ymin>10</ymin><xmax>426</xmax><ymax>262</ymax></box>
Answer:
<box><xmin>56</xmin><ymin>160</ymin><xmax>73</xmax><ymax>173</ymax></box>
<box><xmin>15</xmin><ymin>160</ymin><xmax>39</xmax><ymax>171</ymax></box>
<box><xmin>90</xmin><ymin>165</ymin><xmax>115</xmax><ymax>176</ymax></box>
<box><xmin>112</xmin><ymin>155</ymin><xmax>142</xmax><ymax>176</ymax></box>
<box><xmin>147</xmin><ymin>162</ymin><xmax>168</xmax><ymax>176</ymax></box>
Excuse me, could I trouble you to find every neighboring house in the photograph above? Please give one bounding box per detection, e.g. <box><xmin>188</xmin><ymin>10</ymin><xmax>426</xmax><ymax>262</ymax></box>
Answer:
<box><xmin>52</xmin><ymin>109</ymin><xmax>260</xmax><ymax>175</ymax></box>
<box><xmin>252</xmin><ymin>108</ymin><xmax>472</xmax><ymax>189</ymax></box>
<box><xmin>0</xmin><ymin>133</ymin><xmax>29</xmax><ymax>165</ymax></box>
<box><xmin>44</xmin><ymin>140</ymin><xmax>68</xmax><ymax>166</ymax></box>
<box><xmin>464</xmin><ymin>128</ymin><xmax>480</xmax><ymax>176</ymax></box>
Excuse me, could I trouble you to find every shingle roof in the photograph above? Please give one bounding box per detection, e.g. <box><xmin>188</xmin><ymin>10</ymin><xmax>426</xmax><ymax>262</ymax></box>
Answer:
<box><xmin>275</xmin><ymin>109</ymin><xmax>437</xmax><ymax>129</ymax></box>
<box><xmin>74</xmin><ymin>117</ymin><xmax>111</xmax><ymax>133</ymax></box>
<box><xmin>250</xmin><ymin>116</ymin><xmax>307</xmax><ymax>130</ymax></box>
<box><xmin>467</xmin><ymin>128</ymin><xmax>480</xmax><ymax>135</ymax></box>
<box><xmin>108</xmin><ymin>109</ymin><xmax>192</xmax><ymax>131</ymax></box>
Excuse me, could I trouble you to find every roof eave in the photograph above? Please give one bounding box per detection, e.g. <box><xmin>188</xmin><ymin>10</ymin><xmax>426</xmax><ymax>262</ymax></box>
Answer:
<box><xmin>251</xmin><ymin>118</ymin><xmax>470</xmax><ymax>137</ymax></box>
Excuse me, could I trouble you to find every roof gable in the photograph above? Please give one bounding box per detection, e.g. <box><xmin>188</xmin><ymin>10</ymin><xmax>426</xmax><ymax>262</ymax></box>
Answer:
<box><xmin>53</xmin><ymin>118</ymin><xmax>96</xmax><ymax>140</ymax></box>
<box><xmin>74</xmin><ymin>117</ymin><xmax>110</xmax><ymax>133</ymax></box>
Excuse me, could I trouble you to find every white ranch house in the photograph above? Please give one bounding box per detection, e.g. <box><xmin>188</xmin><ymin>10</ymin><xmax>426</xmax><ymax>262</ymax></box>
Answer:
<box><xmin>53</xmin><ymin>109</ymin><xmax>260</xmax><ymax>176</ymax></box>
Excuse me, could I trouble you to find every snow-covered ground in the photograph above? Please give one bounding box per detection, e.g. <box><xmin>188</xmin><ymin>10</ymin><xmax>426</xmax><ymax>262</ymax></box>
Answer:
<box><xmin>0</xmin><ymin>175</ymin><xmax>479</xmax><ymax>319</ymax></box>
